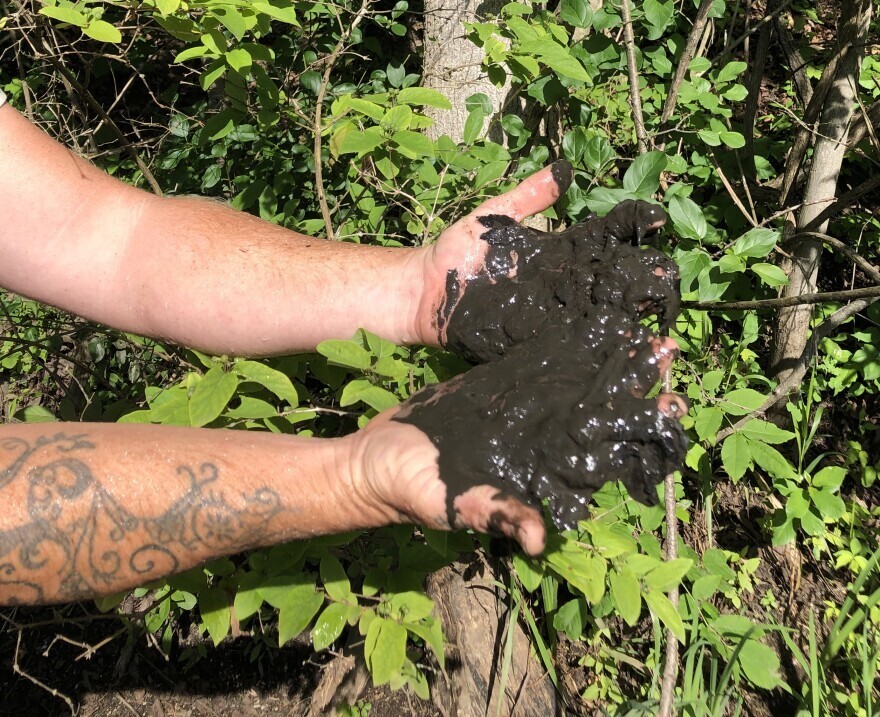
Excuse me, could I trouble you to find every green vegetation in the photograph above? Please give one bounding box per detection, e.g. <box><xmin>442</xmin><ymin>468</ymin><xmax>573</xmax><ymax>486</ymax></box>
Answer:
<box><xmin>1</xmin><ymin>0</ymin><xmax>879</xmax><ymax>713</ymax></box>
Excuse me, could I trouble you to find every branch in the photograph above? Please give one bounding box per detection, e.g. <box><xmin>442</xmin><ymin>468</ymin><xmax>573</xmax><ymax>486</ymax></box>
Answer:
<box><xmin>656</xmin><ymin>0</ymin><xmax>715</xmax><ymax>150</ymax></box>
<box><xmin>34</xmin><ymin>36</ymin><xmax>163</xmax><ymax>196</ymax></box>
<box><xmin>620</xmin><ymin>0</ymin><xmax>648</xmax><ymax>154</ymax></box>
<box><xmin>789</xmin><ymin>231</ymin><xmax>880</xmax><ymax>284</ymax></box>
<box><xmin>742</xmin><ymin>11</ymin><xmax>771</xmax><ymax>180</ymax></box>
<box><xmin>779</xmin><ymin>40</ymin><xmax>852</xmax><ymax>207</ymax></box>
<box><xmin>683</xmin><ymin>285</ymin><xmax>880</xmax><ymax>312</ymax></box>
<box><xmin>715</xmin><ymin>297</ymin><xmax>877</xmax><ymax>441</ymax></box>
<box><xmin>658</xmin><ymin>367</ymin><xmax>679</xmax><ymax>717</ymax></box>
<box><xmin>313</xmin><ymin>0</ymin><xmax>371</xmax><ymax>240</ymax></box>
<box><xmin>801</xmin><ymin>172</ymin><xmax>880</xmax><ymax>234</ymax></box>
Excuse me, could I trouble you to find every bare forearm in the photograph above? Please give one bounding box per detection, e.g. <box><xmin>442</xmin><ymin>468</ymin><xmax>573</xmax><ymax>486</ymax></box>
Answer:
<box><xmin>112</xmin><ymin>196</ymin><xmax>431</xmax><ymax>355</ymax></box>
<box><xmin>0</xmin><ymin>423</ymin><xmax>379</xmax><ymax>605</ymax></box>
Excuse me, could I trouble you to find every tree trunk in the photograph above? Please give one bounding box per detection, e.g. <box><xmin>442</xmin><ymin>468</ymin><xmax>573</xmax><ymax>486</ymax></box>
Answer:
<box><xmin>422</xmin><ymin>0</ymin><xmax>509</xmax><ymax>144</ymax></box>
<box><xmin>770</xmin><ymin>0</ymin><xmax>872</xmax><ymax>383</ymax></box>
<box><xmin>426</xmin><ymin>553</ymin><xmax>557</xmax><ymax>717</ymax></box>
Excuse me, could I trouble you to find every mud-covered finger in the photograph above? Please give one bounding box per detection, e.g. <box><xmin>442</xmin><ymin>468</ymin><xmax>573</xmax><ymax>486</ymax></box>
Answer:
<box><xmin>473</xmin><ymin>160</ymin><xmax>572</xmax><ymax>222</ymax></box>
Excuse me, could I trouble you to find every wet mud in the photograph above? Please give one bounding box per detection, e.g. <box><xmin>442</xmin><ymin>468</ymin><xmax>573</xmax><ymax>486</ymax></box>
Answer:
<box><xmin>395</xmin><ymin>198</ymin><xmax>688</xmax><ymax>528</ymax></box>
<box><xmin>440</xmin><ymin>198</ymin><xmax>679</xmax><ymax>365</ymax></box>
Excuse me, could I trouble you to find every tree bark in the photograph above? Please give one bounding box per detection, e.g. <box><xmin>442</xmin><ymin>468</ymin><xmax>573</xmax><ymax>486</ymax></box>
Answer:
<box><xmin>770</xmin><ymin>0</ymin><xmax>872</xmax><ymax>383</ymax></box>
<box><xmin>422</xmin><ymin>0</ymin><xmax>509</xmax><ymax>144</ymax></box>
<box><xmin>426</xmin><ymin>553</ymin><xmax>557</xmax><ymax>717</ymax></box>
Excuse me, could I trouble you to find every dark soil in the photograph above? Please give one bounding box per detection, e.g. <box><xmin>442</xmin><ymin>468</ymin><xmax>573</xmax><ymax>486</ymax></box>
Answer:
<box><xmin>0</xmin><ymin>607</ymin><xmax>440</xmax><ymax>717</ymax></box>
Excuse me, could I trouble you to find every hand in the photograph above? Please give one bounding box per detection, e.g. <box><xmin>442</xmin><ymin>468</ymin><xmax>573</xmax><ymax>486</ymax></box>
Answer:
<box><xmin>349</xmin><ymin>329</ymin><xmax>688</xmax><ymax>556</ymax></box>
<box><xmin>415</xmin><ymin>165</ymin><xmax>679</xmax><ymax>364</ymax></box>
<box><xmin>414</xmin><ymin>161</ymin><xmax>574</xmax><ymax>356</ymax></box>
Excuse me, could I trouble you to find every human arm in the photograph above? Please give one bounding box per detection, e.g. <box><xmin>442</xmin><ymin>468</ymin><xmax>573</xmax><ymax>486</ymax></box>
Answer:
<box><xmin>0</xmin><ymin>103</ymin><xmax>568</xmax><ymax>355</ymax></box>
<box><xmin>0</xmin><ymin>420</ymin><xmax>545</xmax><ymax>606</ymax></box>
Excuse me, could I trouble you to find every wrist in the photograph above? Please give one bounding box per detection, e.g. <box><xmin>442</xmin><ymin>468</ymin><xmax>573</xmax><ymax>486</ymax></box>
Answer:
<box><xmin>409</xmin><ymin>243</ymin><xmax>444</xmax><ymax>347</ymax></box>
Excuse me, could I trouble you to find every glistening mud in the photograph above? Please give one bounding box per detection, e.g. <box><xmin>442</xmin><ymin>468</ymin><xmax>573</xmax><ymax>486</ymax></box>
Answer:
<box><xmin>396</xmin><ymin>196</ymin><xmax>688</xmax><ymax>528</ymax></box>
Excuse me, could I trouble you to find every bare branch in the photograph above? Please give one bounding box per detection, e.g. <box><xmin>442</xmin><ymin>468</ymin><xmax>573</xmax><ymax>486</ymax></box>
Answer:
<box><xmin>313</xmin><ymin>0</ymin><xmax>371</xmax><ymax>240</ymax></box>
<box><xmin>620</xmin><ymin>0</ymin><xmax>648</xmax><ymax>154</ymax></box>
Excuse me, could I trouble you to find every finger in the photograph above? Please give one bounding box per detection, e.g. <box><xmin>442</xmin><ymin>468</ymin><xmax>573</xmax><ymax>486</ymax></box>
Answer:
<box><xmin>473</xmin><ymin>160</ymin><xmax>573</xmax><ymax>222</ymax></box>
<box><xmin>658</xmin><ymin>393</ymin><xmax>688</xmax><ymax>417</ymax></box>
<box><xmin>453</xmin><ymin>486</ymin><xmax>547</xmax><ymax>555</ymax></box>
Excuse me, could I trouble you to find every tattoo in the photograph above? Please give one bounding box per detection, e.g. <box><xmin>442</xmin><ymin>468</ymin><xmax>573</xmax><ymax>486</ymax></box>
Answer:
<box><xmin>0</xmin><ymin>434</ymin><xmax>282</xmax><ymax>604</ymax></box>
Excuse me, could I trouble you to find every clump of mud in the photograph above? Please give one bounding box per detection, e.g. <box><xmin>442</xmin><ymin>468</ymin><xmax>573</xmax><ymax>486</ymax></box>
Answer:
<box><xmin>395</xmin><ymin>197</ymin><xmax>688</xmax><ymax>528</ymax></box>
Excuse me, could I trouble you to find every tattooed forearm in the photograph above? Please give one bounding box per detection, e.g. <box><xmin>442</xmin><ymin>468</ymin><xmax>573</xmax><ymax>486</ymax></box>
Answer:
<box><xmin>0</xmin><ymin>433</ymin><xmax>282</xmax><ymax>604</ymax></box>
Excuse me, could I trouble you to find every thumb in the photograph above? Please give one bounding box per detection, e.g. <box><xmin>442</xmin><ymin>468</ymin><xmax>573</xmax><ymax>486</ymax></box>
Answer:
<box><xmin>473</xmin><ymin>160</ymin><xmax>573</xmax><ymax>223</ymax></box>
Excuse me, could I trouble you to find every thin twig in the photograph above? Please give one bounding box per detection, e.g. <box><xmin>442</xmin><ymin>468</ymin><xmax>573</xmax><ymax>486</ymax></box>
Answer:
<box><xmin>658</xmin><ymin>367</ymin><xmax>679</xmax><ymax>717</ymax></box>
<box><xmin>35</xmin><ymin>37</ymin><xmax>163</xmax><ymax>195</ymax></box>
<box><xmin>620</xmin><ymin>0</ymin><xmax>648</xmax><ymax>154</ymax></box>
<box><xmin>789</xmin><ymin>231</ymin><xmax>880</xmax><ymax>284</ymax></box>
<box><xmin>656</xmin><ymin>0</ymin><xmax>715</xmax><ymax>150</ymax></box>
<box><xmin>683</xmin><ymin>285</ymin><xmax>880</xmax><ymax>312</ymax></box>
<box><xmin>12</xmin><ymin>630</ymin><xmax>77</xmax><ymax>716</ymax></box>
<box><xmin>716</xmin><ymin>297</ymin><xmax>877</xmax><ymax>440</ymax></box>
<box><xmin>313</xmin><ymin>0</ymin><xmax>371</xmax><ymax>240</ymax></box>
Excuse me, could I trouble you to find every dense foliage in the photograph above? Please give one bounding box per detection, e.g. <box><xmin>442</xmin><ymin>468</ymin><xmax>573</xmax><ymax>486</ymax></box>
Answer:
<box><xmin>2</xmin><ymin>0</ymin><xmax>879</xmax><ymax>713</ymax></box>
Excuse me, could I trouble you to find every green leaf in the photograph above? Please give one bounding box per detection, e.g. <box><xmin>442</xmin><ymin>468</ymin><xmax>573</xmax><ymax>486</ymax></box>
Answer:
<box><xmin>751</xmin><ymin>263</ymin><xmax>789</xmax><ymax>289</ymax></box>
<box><xmin>338</xmin><ymin>126</ymin><xmax>385</xmax><ymax>155</ymax></box>
<box><xmin>750</xmin><ymin>440</ymin><xmax>797</xmax><ymax>480</ymax></box>
<box><xmin>518</xmin><ymin>41</ymin><xmax>590</xmax><ymax>82</ymax></box>
<box><xmin>259</xmin><ymin>578</ymin><xmax>324</xmax><ymax>646</ymax></box>
<box><xmin>233</xmin><ymin>573</ymin><xmax>264</xmax><ymax>622</ymax></box>
<box><xmin>366</xmin><ymin>618</ymin><xmax>407</xmax><ymax>685</ymax></box>
<box><xmin>252</xmin><ymin>0</ymin><xmax>299</xmax><ymax>25</ymax></box>
<box><xmin>320</xmin><ymin>555</ymin><xmax>352</xmax><ymax>602</ymax></box>
<box><xmin>695</xmin><ymin>406</ymin><xmax>723</xmax><ymax>442</ymax></box>
<box><xmin>721</xmin><ymin>432</ymin><xmax>751</xmax><ymax>483</ymax></box>
<box><xmin>719</xmin><ymin>388</ymin><xmax>766</xmax><ymax>416</ymax></box>
<box><xmin>692</xmin><ymin>574</ymin><xmax>722</xmax><ymax>600</ymax></box>
<box><xmin>339</xmin><ymin>379</ymin><xmax>400</xmax><ymax>412</ymax></box>
<box><xmin>785</xmin><ymin>489</ymin><xmax>810</xmax><ymax>519</ymax></box>
<box><xmin>812</xmin><ymin>466</ymin><xmax>846</xmax><ymax>490</ymax></box>
<box><xmin>225</xmin><ymin>48</ymin><xmax>252</xmax><ymax>72</ymax></box>
<box><xmin>317</xmin><ymin>339</ymin><xmax>372</xmax><ymax>370</ymax></box>
<box><xmin>513</xmin><ymin>554</ymin><xmax>544</xmax><ymax>592</ymax></box>
<box><xmin>560</xmin><ymin>0</ymin><xmax>593</xmax><ymax>27</ymax></box>
<box><xmin>406</xmin><ymin>619</ymin><xmax>445</xmax><ymax>669</ymax></box>
<box><xmin>644</xmin><ymin>558</ymin><xmax>693</xmax><ymax>592</ymax></box>
<box><xmin>234</xmin><ymin>361</ymin><xmax>299</xmax><ymax>405</ymax></box>
<box><xmin>583</xmin><ymin>135</ymin><xmax>615</xmax><ymax>172</ymax></box>
<box><xmin>553</xmin><ymin>598</ymin><xmax>585</xmax><ymax>638</ymax></box>
<box><xmin>397</xmin><ymin>87</ymin><xmax>452</xmax><ymax>109</ymax></box>
<box><xmin>610</xmin><ymin>568</ymin><xmax>641</xmax><ymax>626</ymax></box>
<box><xmin>720</xmin><ymin>131</ymin><xmax>746</xmax><ymax>148</ymax></box>
<box><xmin>643</xmin><ymin>0</ymin><xmax>674</xmax><ymax>33</ymax></box>
<box><xmin>623</xmin><ymin>151</ymin><xmax>667</xmax><ymax>195</ymax></box>
<box><xmin>811</xmin><ymin>488</ymin><xmax>845</xmax><ymax>521</ymax></box>
<box><xmin>189</xmin><ymin>366</ymin><xmax>238</xmax><ymax>427</ymax></box>
<box><xmin>733</xmin><ymin>227</ymin><xmax>779</xmax><ymax>258</ymax></box>
<box><xmin>39</xmin><ymin>5</ymin><xmax>87</xmax><ymax>26</ymax></box>
<box><xmin>312</xmin><ymin>602</ymin><xmax>350</xmax><ymax>651</ymax></box>
<box><xmin>83</xmin><ymin>20</ymin><xmax>122</xmax><ymax>43</ymax></box>
<box><xmin>462</xmin><ymin>108</ymin><xmax>485</xmax><ymax>144</ymax></box>
<box><xmin>739</xmin><ymin>419</ymin><xmax>795</xmax><ymax>444</ymax></box>
<box><xmin>587</xmin><ymin>524</ymin><xmax>637</xmax><ymax>558</ymax></box>
<box><xmin>392</xmin><ymin>129</ymin><xmax>434</xmax><ymax>158</ymax></box>
<box><xmin>716</xmin><ymin>60</ymin><xmax>748</xmax><ymax>83</ymax></box>
<box><xmin>212</xmin><ymin>6</ymin><xmax>246</xmax><ymax>39</ymax></box>
<box><xmin>723</xmin><ymin>84</ymin><xmax>749</xmax><ymax>101</ymax></box>
<box><xmin>199</xmin><ymin>587</ymin><xmax>231</xmax><ymax>645</ymax></box>
<box><xmin>18</xmin><ymin>405</ymin><xmax>57</xmax><ymax>423</ymax></box>
<box><xmin>738</xmin><ymin>639</ymin><xmax>783</xmax><ymax>689</ymax></box>
<box><xmin>387</xmin><ymin>591</ymin><xmax>435</xmax><ymax>622</ymax></box>
<box><xmin>668</xmin><ymin>195</ymin><xmax>707</xmax><ymax>241</ymax></box>
<box><xmin>644</xmin><ymin>590</ymin><xmax>685</xmax><ymax>643</ymax></box>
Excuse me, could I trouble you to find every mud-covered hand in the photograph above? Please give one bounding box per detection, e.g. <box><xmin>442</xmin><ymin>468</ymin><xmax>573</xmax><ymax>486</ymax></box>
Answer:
<box><xmin>415</xmin><ymin>165</ymin><xmax>679</xmax><ymax>364</ymax></box>
<box><xmin>348</xmin><ymin>327</ymin><xmax>688</xmax><ymax>555</ymax></box>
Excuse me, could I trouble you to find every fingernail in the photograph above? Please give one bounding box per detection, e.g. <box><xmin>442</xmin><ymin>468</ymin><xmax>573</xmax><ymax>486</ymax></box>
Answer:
<box><xmin>550</xmin><ymin>160</ymin><xmax>573</xmax><ymax>194</ymax></box>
